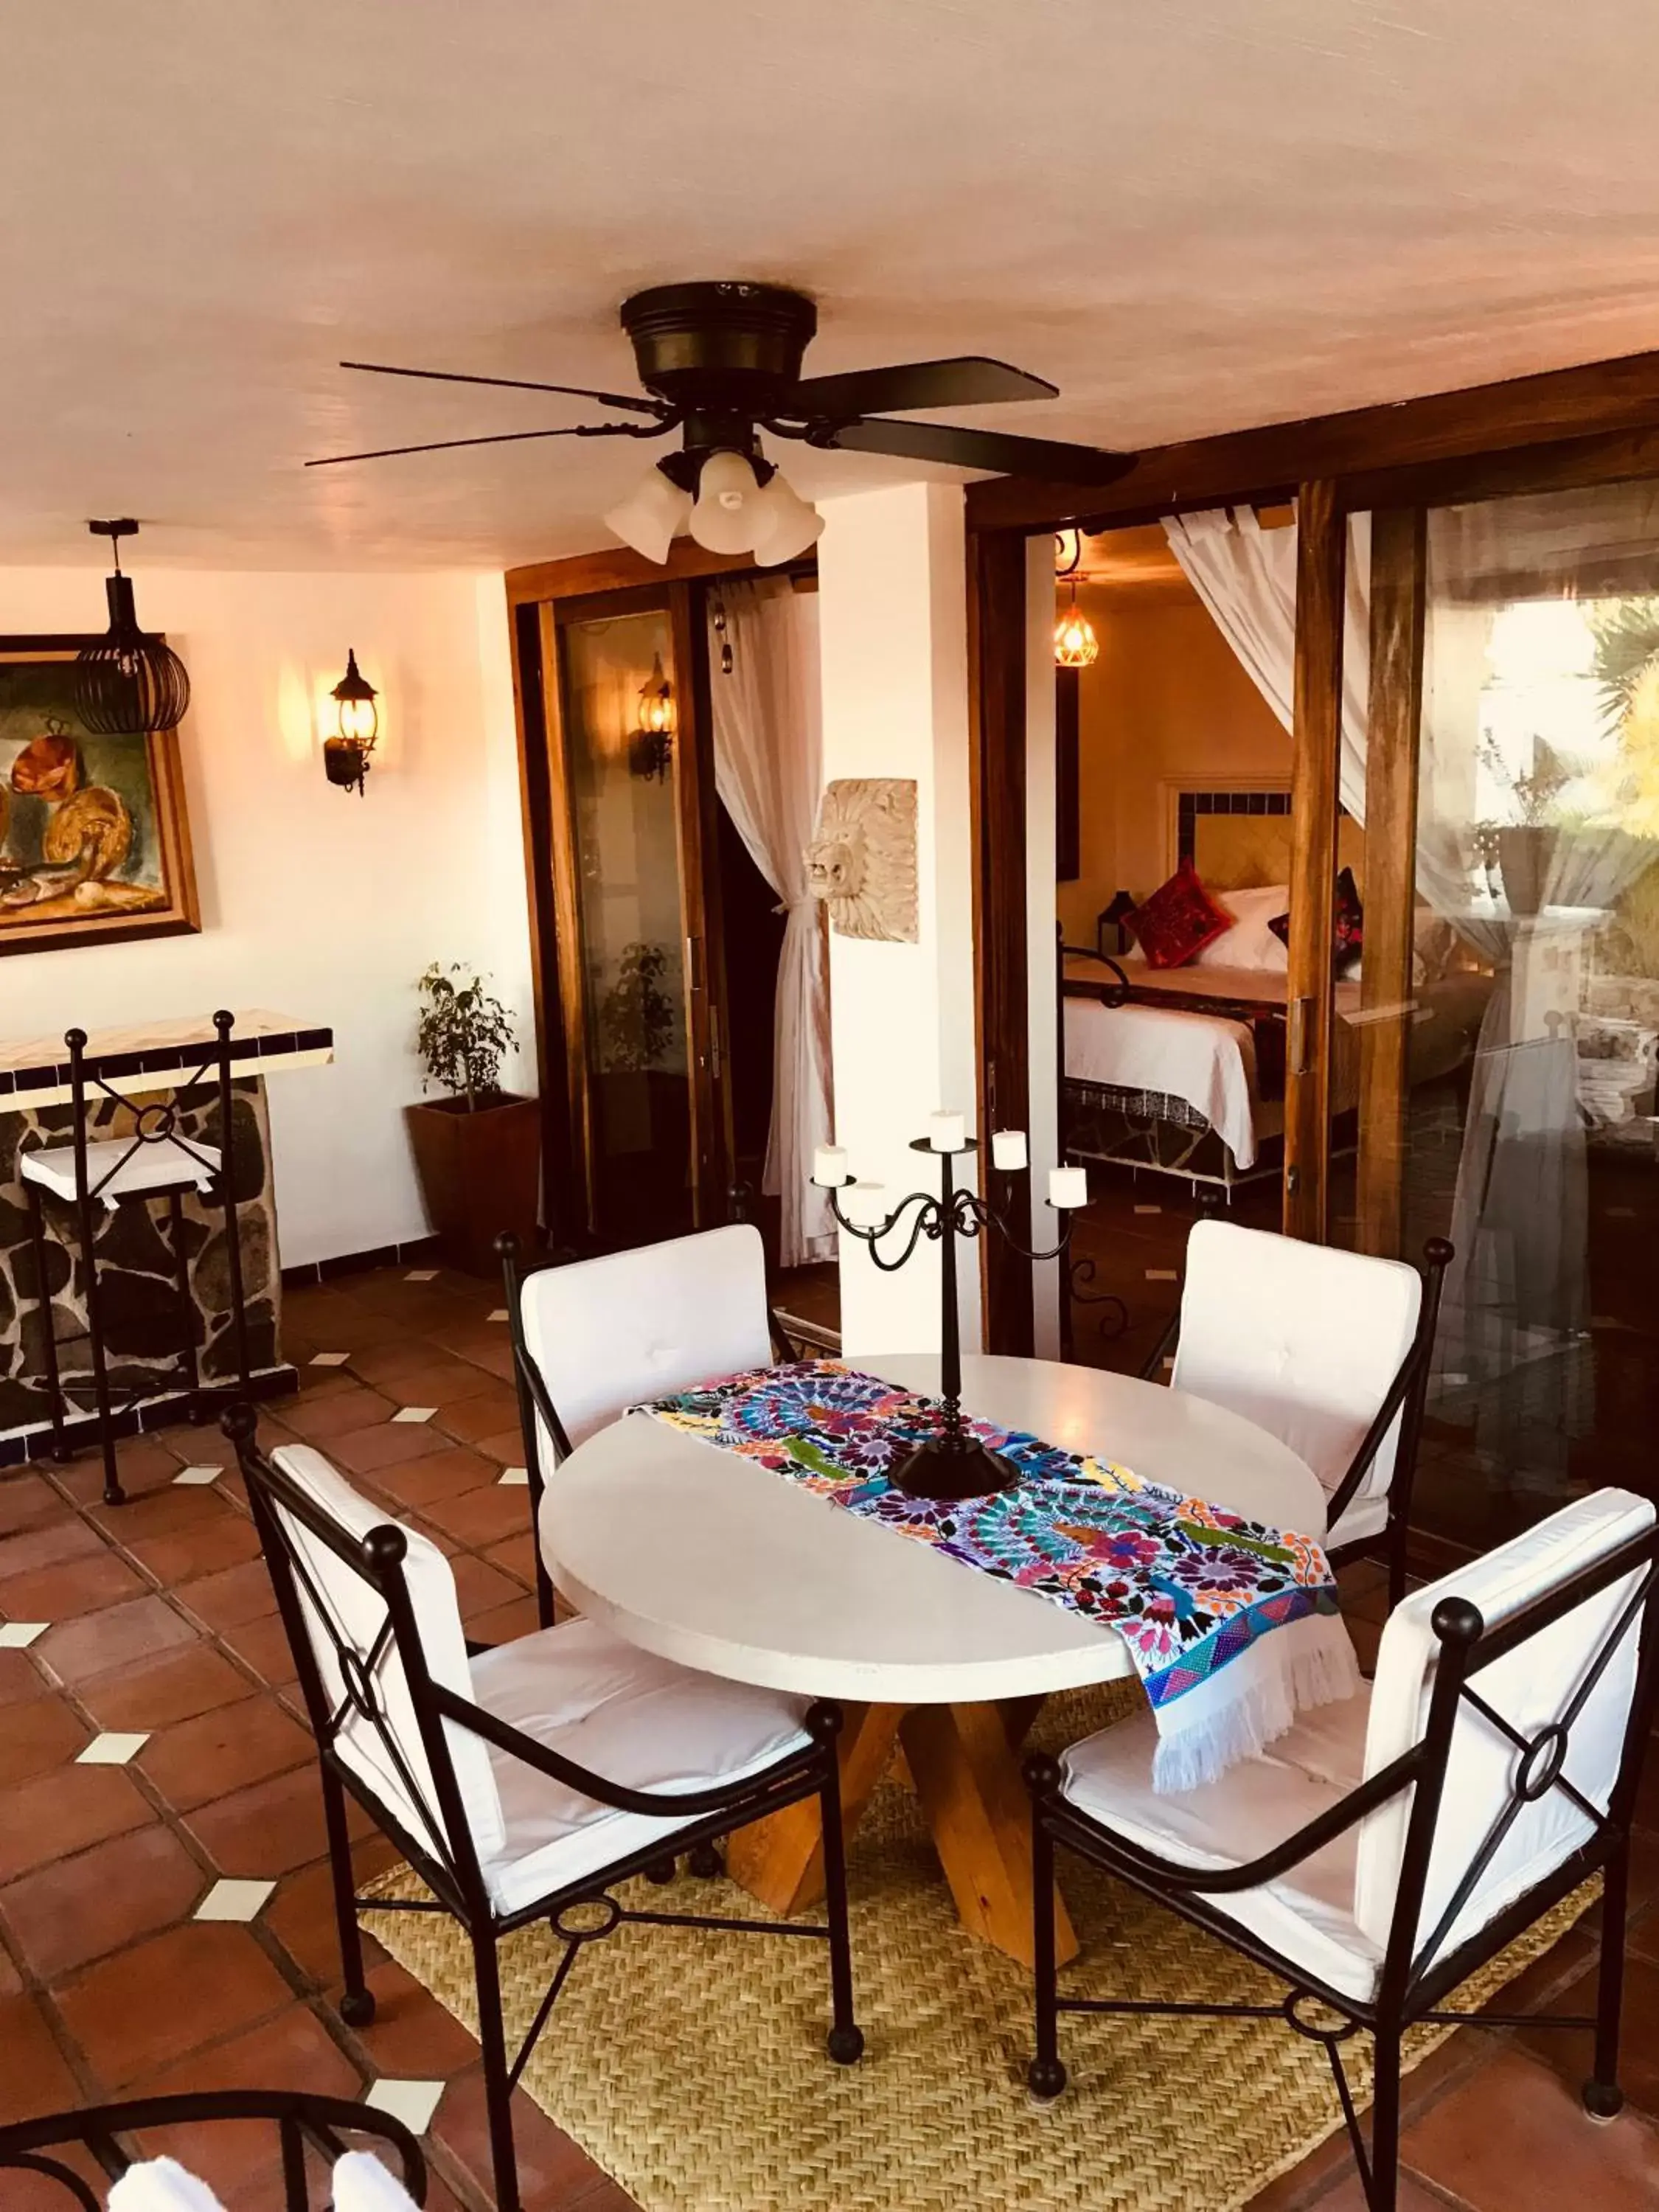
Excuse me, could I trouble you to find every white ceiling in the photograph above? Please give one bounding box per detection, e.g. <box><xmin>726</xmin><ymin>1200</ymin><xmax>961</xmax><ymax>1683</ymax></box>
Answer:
<box><xmin>7</xmin><ymin>0</ymin><xmax>1659</xmax><ymax>571</ymax></box>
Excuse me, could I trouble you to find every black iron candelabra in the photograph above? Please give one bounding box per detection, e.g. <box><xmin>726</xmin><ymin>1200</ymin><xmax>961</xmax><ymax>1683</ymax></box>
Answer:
<box><xmin>814</xmin><ymin>1133</ymin><xmax>1083</xmax><ymax>1501</ymax></box>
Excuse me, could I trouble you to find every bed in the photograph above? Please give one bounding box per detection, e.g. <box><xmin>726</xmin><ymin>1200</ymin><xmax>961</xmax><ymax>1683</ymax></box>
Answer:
<box><xmin>1058</xmin><ymin>787</ymin><xmax>1490</xmax><ymax>1192</ymax></box>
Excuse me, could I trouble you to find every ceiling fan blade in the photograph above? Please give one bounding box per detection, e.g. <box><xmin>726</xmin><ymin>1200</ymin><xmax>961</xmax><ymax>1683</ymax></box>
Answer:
<box><xmin>339</xmin><ymin>359</ymin><xmax>666</xmax><ymax>418</ymax></box>
<box><xmin>827</xmin><ymin>416</ymin><xmax>1135</xmax><ymax>485</ymax></box>
<box><xmin>305</xmin><ymin>422</ymin><xmax>664</xmax><ymax>467</ymax></box>
<box><xmin>787</xmin><ymin>355</ymin><xmax>1057</xmax><ymax>419</ymax></box>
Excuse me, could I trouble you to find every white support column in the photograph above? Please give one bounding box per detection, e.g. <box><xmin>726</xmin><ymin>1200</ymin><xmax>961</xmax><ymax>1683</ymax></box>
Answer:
<box><xmin>817</xmin><ymin>482</ymin><xmax>979</xmax><ymax>1358</ymax></box>
<box><xmin>1024</xmin><ymin>535</ymin><xmax>1062</xmax><ymax>1357</ymax></box>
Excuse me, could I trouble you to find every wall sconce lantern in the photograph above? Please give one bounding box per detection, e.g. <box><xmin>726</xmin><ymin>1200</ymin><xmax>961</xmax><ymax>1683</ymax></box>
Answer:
<box><xmin>1054</xmin><ymin>529</ymin><xmax>1099</xmax><ymax>669</ymax></box>
<box><xmin>74</xmin><ymin>519</ymin><xmax>192</xmax><ymax>734</ymax></box>
<box><xmin>323</xmin><ymin>648</ymin><xmax>378</xmax><ymax>796</ymax></box>
<box><xmin>627</xmin><ymin>652</ymin><xmax>675</xmax><ymax>781</ymax></box>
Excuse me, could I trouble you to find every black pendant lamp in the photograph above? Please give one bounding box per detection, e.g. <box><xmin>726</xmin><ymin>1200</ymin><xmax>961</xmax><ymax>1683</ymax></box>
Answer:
<box><xmin>73</xmin><ymin>520</ymin><xmax>192</xmax><ymax>735</ymax></box>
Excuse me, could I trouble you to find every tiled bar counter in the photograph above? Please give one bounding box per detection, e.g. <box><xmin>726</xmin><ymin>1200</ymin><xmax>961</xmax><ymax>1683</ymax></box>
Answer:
<box><xmin>0</xmin><ymin>1009</ymin><xmax>332</xmax><ymax>1465</ymax></box>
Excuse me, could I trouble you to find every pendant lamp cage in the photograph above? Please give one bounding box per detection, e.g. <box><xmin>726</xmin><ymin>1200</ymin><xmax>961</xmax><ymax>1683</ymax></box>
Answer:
<box><xmin>74</xmin><ymin>521</ymin><xmax>192</xmax><ymax>735</ymax></box>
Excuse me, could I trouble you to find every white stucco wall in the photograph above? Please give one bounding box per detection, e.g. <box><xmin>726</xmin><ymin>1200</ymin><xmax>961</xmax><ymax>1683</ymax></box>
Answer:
<box><xmin>0</xmin><ymin>566</ymin><xmax>532</xmax><ymax>1268</ymax></box>
<box><xmin>815</xmin><ymin>481</ymin><xmax>980</xmax><ymax>1357</ymax></box>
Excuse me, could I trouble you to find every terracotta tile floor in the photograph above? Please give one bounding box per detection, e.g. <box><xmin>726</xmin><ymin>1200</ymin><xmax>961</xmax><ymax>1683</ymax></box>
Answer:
<box><xmin>0</xmin><ymin>1259</ymin><xmax>1655</xmax><ymax>2209</ymax></box>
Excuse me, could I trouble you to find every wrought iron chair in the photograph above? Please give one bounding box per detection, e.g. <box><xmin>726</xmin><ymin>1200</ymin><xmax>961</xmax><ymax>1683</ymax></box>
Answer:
<box><xmin>1137</xmin><ymin>1216</ymin><xmax>1453</xmax><ymax>1606</ymax></box>
<box><xmin>497</xmin><ymin>1221</ymin><xmax>792</xmax><ymax>1630</ymax></box>
<box><xmin>0</xmin><ymin>2089</ymin><xmax>425</xmax><ymax>2207</ymax></box>
<box><xmin>21</xmin><ymin>1012</ymin><xmax>253</xmax><ymax>1506</ymax></box>
<box><xmin>1024</xmin><ymin>1489</ymin><xmax>1659</xmax><ymax>2212</ymax></box>
<box><xmin>225</xmin><ymin>1403</ymin><xmax>860</xmax><ymax>2212</ymax></box>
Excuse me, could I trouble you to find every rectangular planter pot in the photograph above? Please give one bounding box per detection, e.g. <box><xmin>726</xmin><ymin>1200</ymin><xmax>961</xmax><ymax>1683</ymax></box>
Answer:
<box><xmin>405</xmin><ymin>1093</ymin><xmax>542</xmax><ymax>1277</ymax></box>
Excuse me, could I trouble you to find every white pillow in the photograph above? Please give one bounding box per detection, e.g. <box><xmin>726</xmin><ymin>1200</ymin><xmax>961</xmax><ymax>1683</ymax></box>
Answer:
<box><xmin>1190</xmin><ymin>883</ymin><xmax>1290</xmax><ymax>973</ymax></box>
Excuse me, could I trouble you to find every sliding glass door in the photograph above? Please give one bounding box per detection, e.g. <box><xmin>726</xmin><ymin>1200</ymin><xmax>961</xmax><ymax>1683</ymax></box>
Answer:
<box><xmin>1333</xmin><ymin>478</ymin><xmax>1659</xmax><ymax>1547</ymax></box>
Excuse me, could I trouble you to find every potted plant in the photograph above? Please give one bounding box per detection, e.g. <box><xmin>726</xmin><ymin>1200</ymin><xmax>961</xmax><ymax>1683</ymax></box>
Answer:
<box><xmin>404</xmin><ymin>964</ymin><xmax>540</xmax><ymax>1276</ymax></box>
<box><xmin>1484</xmin><ymin>740</ymin><xmax>1568</xmax><ymax>916</ymax></box>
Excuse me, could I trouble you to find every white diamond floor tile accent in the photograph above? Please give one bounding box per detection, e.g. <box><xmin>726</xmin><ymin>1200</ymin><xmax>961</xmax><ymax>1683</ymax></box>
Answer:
<box><xmin>364</xmin><ymin>2079</ymin><xmax>445</xmax><ymax>2134</ymax></box>
<box><xmin>195</xmin><ymin>1877</ymin><xmax>276</xmax><ymax>1922</ymax></box>
<box><xmin>173</xmin><ymin>1464</ymin><xmax>222</xmax><ymax>1486</ymax></box>
<box><xmin>488</xmin><ymin>1309</ymin><xmax>509</xmax><ymax>1323</ymax></box>
<box><xmin>0</xmin><ymin>1622</ymin><xmax>49</xmax><ymax>1648</ymax></box>
<box><xmin>1145</xmin><ymin>1268</ymin><xmax>1178</xmax><ymax>1281</ymax></box>
<box><xmin>310</xmin><ymin>1352</ymin><xmax>352</xmax><ymax>1368</ymax></box>
<box><xmin>77</xmin><ymin>1731</ymin><xmax>150</xmax><ymax>1765</ymax></box>
<box><xmin>406</xmin><ymin>1269</ymin><xmax>439</xmax><ymax>1282</ymax></box>
<box><xmin>498</xmin><ymin>1465</ymin><xmax>529</xmax><ymax>1486</ymax></box>
<box><xmin>1133</xmin><ymin>1203</ymin><xmax>1161</xmax><ymax>1214</ymax></box>
<box><xmin>392</xmin><ymin>1406</ymin><xmax>437</xmax><ymax>1425</ymax></box>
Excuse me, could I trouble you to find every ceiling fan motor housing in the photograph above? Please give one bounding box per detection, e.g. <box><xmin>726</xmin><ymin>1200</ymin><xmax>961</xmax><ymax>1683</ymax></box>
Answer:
<box><xmin>620</xmin><ymin>282</ymin><xmax>818</xmax><ymax>417</ymax></box>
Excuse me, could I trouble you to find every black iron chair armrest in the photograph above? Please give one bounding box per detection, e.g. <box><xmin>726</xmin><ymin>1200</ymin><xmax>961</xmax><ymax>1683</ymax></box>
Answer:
<box><xmin>1324</xmin><ymin>1238</ymin><xmax>1454</xmax><ymax>1531</ymax></box>
<box><xmin>0</xmin><ymin>2090</ymin><xmax>426</xmax><ymax>2204</ymax></box>
<box><xmin>1027</xmin><ymin>1742</ymin><xmax>1423</xmax><ymax>1896</ymax></box>
<box><xmin>1323</xmin><ymin>1351</ymin><xmax>1422</xmax><ymax>1528</ymax></box>
<box><xmin>433</xmin><ymin>1681</ymin><xmax>838</xmax><ymax>1820</ymax></box>
<box><xmin>1138</xmin><ymin>1309</ymin><xmax>1182</xmax><ymax>1382</ymax></box>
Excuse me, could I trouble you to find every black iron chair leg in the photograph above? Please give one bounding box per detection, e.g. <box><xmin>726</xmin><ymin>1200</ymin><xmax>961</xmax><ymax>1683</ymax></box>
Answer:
<box><xmin>320</xmin><ymin>1761</ymin><xmax>375</xmax><ymax>2028</ymax></box>
<box><xmin>167</xmin><ymin>1189</ymin><xmax>203</xmax><ymax>1421</ymax></box>
<box><xmin>213</xmin><ymin>1011</ymin><xmax>254</xmax><ymax>1394</ymax></box>
<box><xmin>1585</xmin><ymin>1840</ymin><xmax>1629</xmax><ymax>2119</ymax></box>
<box><xmin>470</xmin><ymin>1927</ymin><xmax>523</xmax><ymax>2212</ymax></box>
<box><xmin>1368</xmin><ymin>2023</ymin><xmax>1402</xmax><ymax>2211</ymax></box>
<box><xmin>1027</xmin><ymin>1813</ymin><xmax>1066</xmax><ymax>2098</ymax></box>
<box><xmin>819</xmin><ymin>1755</ymin><xmax>863</xmax><ymax>2064</ymax></box>
<box><xmin>72</xmin><ymin>1183</ymin><xmax>124</xmax><ymax>1508</ymax></box>
<box><xmin>1386</xmin><ymin>1507</ymin><xmax>1411</xmax><ymax>1613</ymax></box>
<box><xmin>24</xmin><ymin>1178</ymin><xmax>69</xmax><ymax>1464</ymax></box>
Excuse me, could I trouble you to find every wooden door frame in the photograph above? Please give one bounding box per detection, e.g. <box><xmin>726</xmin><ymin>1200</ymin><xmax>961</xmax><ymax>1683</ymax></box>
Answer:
<box><xmin>966</xmin><ymin>343</ymin><xmax>1659</xmax><ymax>1345</ymax></box>
<box><xmin>505</xmin><ymin>539</ymin><xmax>816</xmax><ymax>1251</ymax></box>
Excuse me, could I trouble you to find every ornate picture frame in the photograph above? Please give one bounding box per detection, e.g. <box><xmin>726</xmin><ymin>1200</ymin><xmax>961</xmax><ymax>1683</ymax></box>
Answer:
<box><xmin>0</xmin><ymin>635</ymin><xmax>200</xmax><ymax>956</ymax></box>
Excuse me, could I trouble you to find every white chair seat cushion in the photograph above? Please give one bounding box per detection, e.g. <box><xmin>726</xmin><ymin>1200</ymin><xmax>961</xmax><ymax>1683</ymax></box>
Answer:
<box><xmin>1326</xmin><ymin>1492</ymin><xmax>1391</xmax><ymax>1550</ymax></box>
<box><xmin>468</xmin><ymin>1616</ymin><xmax>811</xmax><ymax>1916</ymax></box>
<box><xmin>21</xmin><ymin>1136</ymin><xmax>220</xmax><ymax>1208</ymax></box>
<box><xmin>1061</xmin><ymin>1694</ymin><xmax>1384</xmax><ymax>2004</ymax></box>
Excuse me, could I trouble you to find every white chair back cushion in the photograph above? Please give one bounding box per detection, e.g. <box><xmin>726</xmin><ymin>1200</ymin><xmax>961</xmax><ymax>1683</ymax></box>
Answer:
<box><xmin>519</xmin><ymin>1222</ymin><xmax>774</xmax><ymax>1459</ymax></box>
<box><xmin>1170</xmin><ymin>1219</ymin><xmax>1422</xmax><ymax>1508</ymax></box>
<box><xmin>268</xmin><ymin>1445</ymin><xmax>505</xmax><ymax>1860</ymax></box>
<box><xmin>1354</xmin><ymin>1488</ymin><xmax>1654</xmax><ymax>1969</ymax></box>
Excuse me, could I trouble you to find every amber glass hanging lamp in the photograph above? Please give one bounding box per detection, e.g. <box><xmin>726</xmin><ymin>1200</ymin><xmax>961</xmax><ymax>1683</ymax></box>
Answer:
<box><xmin>1053</xmin><ymin>528</ymin><xmax>1099</xmax><ymax>669</ymax></box>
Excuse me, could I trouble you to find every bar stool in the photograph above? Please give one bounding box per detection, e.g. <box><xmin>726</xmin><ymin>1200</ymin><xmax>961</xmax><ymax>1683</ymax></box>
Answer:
<box><xmin>21</xmin><ymin>1010</ymin><xmax>253</xmax><ymax>1506</ymax></box>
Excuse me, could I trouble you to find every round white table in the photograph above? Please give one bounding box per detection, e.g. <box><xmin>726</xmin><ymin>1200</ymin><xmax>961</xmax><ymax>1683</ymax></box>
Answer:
<box><xmin>538</xmin><ymin>1353</ymin><xmax>1324</xmax><ymax>1966</ymax></box>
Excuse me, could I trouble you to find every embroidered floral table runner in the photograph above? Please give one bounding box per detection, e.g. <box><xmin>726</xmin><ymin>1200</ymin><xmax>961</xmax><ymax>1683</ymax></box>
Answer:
<box><xmin>634</xmin><ymin>1359</ymin><xmax>1357</xmax><ymax>1791</ymax></box>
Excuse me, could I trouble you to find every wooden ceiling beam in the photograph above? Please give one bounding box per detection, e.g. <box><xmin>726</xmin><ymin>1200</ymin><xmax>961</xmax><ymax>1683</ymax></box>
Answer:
<box><xmin>964</xmin><ymin>346</ymin><xmax>1659</xmax><ymax>534</ymax></box>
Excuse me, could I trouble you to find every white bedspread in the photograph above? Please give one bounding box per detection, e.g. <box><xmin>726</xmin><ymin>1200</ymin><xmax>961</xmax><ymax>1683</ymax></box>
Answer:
<box><xmin>1064</xmin><ymin>998</ymin><xmax>1260</xmax><ymax>1168</ymax></box>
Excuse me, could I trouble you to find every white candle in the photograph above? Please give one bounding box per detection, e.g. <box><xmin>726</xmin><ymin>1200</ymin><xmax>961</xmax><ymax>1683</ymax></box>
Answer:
<box><xmin>812</xmin><ymin>1144</ymin><xmax>850</xmax><ymax>1188</ymax></box>
<box><xmin>991</xmin><ymin>1128</ymin><xmax>1028</xmax><ymax>1172</ymax></box>
<box><xmin>845</xmin><ymin>1180</ymin><xmax>888</xmax><ymax>1227</ymax></box>
<box><xmin>929</xmin><ymin>1110</ymin><xmax>966</xmax><ymax>1152</ymax></box>
<box><xmin>1048</xmin><ymin>1164</ymin><xmax>1088</xmax><ymax>1210</ymax></box>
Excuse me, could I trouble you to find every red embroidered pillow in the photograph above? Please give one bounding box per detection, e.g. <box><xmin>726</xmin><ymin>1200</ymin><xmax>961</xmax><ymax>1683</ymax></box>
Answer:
<box><xmin>1267</xmin><ymin>867</ymin><xmax>1364</xmax><ymax>967</ymax></box>
<box><xmin>1127</xmin><ymin>861</ymin><xmax>1234</xmax><ymax>970</ymax></box>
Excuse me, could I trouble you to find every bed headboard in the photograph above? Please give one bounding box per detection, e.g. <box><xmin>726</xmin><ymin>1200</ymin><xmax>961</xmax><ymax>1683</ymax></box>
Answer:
<box><xmin>1171</xmin><ymin>784</ymin><xmax>1362</xmax><ymax>891</ymax></box>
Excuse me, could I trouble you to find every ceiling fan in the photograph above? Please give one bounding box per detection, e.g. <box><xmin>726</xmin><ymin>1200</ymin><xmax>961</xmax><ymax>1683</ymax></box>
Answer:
<box><xmin>307</xmin><ymin>280</ymin><xmax>1134</xmax><ymax>564</ymax></box>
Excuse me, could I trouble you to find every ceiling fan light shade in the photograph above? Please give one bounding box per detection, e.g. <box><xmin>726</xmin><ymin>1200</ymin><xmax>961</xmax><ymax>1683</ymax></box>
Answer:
<box><xmin>603</xmin><ymin>462</ymin><xmax>694</xmax><ymax>564</ymax></box>
<box><xmin>748</xmin><ymin>468</ymin><xmax>824</xmax><ymax>566</ymax></box>
<box><xmin>689</xmin><ymin>450</ymin><xmax>762</xmax><ymax>554</ymax></box>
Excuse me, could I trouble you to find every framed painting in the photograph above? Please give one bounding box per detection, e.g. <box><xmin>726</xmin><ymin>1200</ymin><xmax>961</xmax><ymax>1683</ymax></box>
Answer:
<box><xmin>0</xmin><ymin>636</ymin><xmax>199</xmax><ymax>956</ymax></box>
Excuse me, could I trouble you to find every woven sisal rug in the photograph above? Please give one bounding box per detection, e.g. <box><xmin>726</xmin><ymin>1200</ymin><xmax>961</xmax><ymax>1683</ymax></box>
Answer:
<box><xmin>366</xmin><ymin>1688</ymin><xmax>1592</xmax><ymax>2212</ymax></box>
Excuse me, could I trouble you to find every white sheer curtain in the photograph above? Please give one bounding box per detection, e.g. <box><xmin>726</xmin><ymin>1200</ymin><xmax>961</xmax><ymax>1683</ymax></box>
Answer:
<box><xmin>1164</xmin><ymin>507</ymin><xmax>1373</xmax><ymax>821</ymax></box>
<box><xmin>706</xmin><ymin>580</ymin><xmax>833</xmax><ymax>1266</ymax></box>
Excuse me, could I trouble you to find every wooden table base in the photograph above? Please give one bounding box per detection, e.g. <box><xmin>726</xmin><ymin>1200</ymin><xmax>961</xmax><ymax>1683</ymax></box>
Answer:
<box><xmin>723</xmin><ymin>1698</ymin><xmax>1078</xmax><ymax>1971</ymax></box>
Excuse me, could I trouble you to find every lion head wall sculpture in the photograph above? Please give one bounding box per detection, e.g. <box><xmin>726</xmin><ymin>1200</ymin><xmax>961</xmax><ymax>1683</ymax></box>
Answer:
<box><xmin>805</xmin><ymin>776</ymin><xmax>918</xmax><ymax>943</ymax></box>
